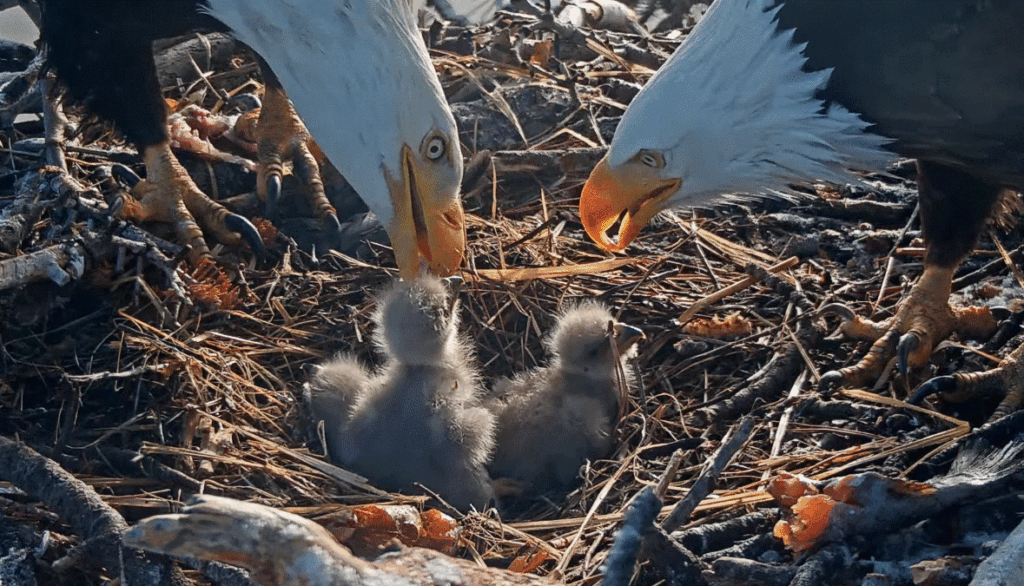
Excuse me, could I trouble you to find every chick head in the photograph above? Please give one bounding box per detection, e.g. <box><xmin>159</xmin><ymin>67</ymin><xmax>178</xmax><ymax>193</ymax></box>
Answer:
<box><xmin>547</xmin><ymin>302</ymin><xmax>644</xmax><ymax>378</ymax></box>
<box><xmin>375</xmin><ymin>275</ymin><xmax>460</xmax><ymax>364</ymax></box>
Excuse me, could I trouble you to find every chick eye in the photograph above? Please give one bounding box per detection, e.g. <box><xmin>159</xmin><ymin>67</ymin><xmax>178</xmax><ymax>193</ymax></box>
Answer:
<box><xmin>638</xmin><ymin>150</ymin><xmax>663</xmax><ymax>169</ymax></box>
<box><xmin>425</xmin><ymin>135</ymin><xmax>446</xmax><ymax>161</ymax></box>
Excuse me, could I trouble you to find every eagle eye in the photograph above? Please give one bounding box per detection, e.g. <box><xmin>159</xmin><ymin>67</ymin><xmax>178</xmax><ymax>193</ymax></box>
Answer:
<box><xmin>638</xmin><ymin>150</ymin><xmax>664</xmax><ymax>169</ymax></box>
<box><xmin>424</xmin><ymin>135</ymin><xmax>446</xmax><ymax>161</ymax></box>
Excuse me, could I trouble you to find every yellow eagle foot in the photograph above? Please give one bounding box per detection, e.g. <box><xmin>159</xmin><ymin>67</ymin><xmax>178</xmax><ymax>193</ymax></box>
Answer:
<box><xmin>114</xmin><ymin>142</ymin><xmax>265</xmax><ymax>264</ymax></box>
<box><xmin>819</xmin><ymin>265</ymin><xmax>999</xmax><ymax>390</ymax></box>
<box><xmin>234</xmin><ymin>86</ymin><xmax>343</xmax><ymax>241</ymax></box>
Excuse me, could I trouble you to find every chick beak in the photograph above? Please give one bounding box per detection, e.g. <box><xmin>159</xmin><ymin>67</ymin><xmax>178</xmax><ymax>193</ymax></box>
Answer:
<box><xmin>613</xmin><ymin>323</ymin><xmax>645</xmax><ymax>353</ymax></box>
<box><xmin>388</xmin><ymin>145</ymin><xmax>466</xmax><ymax>280</ymax></box>
<box><xmin>579</xmin><ymin>155</ymin><xmax>680</xmax><ymax>252</ymax></box>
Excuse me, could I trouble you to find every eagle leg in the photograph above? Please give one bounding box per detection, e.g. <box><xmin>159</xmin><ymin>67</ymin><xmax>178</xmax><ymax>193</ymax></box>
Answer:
<box><xmin>820</xmin><ymin>161</ymin><xmax>1005</xmax><ymax>392</ymax></box>
<box><xmin>252</xmin><ymin>85</ymin><xmax>343</xmax><ymax>239</ymax></box>
<box><xmin>820</xmin><ymin>265</ymin><xmax>999</xmax><ymax>389</ymax></box>
<box><xmin>910</xmin><ymin>342</ymin><xmax>1024</xmax><ymax>422</ymax></box>
<box><xmin>117</xmin><ymin>142</ymin><xmax>265</xmax><ymax>264</ymax></box>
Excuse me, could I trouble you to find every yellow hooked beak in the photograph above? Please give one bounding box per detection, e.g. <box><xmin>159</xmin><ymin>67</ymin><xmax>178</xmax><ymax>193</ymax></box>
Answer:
<box><xmin>579</xmin><ymin>155</ymin><xmax>680</xmax><ymax>252</ymax></box>
<box><xmin>388</xmin><ymin>145</ymin><xmax>466</xmax><ymax>280</ymax></box>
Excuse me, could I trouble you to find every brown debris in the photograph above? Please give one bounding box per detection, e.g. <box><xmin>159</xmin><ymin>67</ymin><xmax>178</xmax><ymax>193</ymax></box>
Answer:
<box><xmin>910</xmin><ymin>557</ymin><xmax>976</xmax><ymax>586</ymax></box>
<box><xmin>0</xmin><ymin>241</ymin><xmax>85</xmax><ymax>288</ymax></box>
<box><xmin>769</xmin><ymin>439</ymin><xmax>1024</xmax><ymax>554</ymax></box>
<box><xmin>680</xmin><ymin>312</ymin><xmax>753</xmax><ymax>339</ymax></box>
<box><xmin>315</xmin><ymin>504</ymin><xmax>461</xmax><ymax>556</ymax></box>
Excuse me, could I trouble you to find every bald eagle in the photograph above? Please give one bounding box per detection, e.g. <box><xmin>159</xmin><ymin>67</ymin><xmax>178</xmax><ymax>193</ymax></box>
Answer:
<box><xmin>40</xmin><ymin>0</ymin><xmax>483</xmax><ymax>278</ymax></box>
<box><xmin>579</xmin><ymin>0</ymin><xmax>1024</xmax><ymax>391</ymax></box>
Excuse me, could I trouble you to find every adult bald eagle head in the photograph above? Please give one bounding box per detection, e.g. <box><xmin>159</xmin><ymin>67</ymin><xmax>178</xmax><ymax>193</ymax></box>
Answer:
<box><xmin>42</xmin><ymin>0</ymin><xmax>498</xmax><ymax>279</ymax></box>
<box><xmin>579</xmin><ymin>0</ymin><xmax>1024</xmax><ymax>388</ymax></box>
<box><xmin>207</xmin><ymin>1</ymin><xmax>468</xmax><ymax>277</ymax></box>
<box><xmin>579</xmin><ymin>0</ymin><xmax>903</xmax><ymax>249</ymax></box>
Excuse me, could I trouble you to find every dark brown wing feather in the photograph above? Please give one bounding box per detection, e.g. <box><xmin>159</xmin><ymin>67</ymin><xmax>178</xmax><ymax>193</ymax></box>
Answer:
<box><xmin>777</xmin><ymin>0</ymin><xmax>1024</xmax><ymax>189</ymax></box>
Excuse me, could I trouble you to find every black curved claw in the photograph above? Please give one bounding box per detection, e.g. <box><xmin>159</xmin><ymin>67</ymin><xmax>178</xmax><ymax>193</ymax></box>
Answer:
<box><xmin>818</xmin><ymin>370</ymin><xmax>846</xmax><ymax>392</ymax></box>
<box><xmin>263</xmin><ymin>174</ymin><xmax>282</xmax><ymax>222</ymax></box>
<box><xmin>990</xmin><ymin>306</ymin><xmax>1013</xmax><ymax>322</ymax></box>
<box><xmin>105</xmin><ymin>193</ymin><xmax>124</xmax><ymax>217</ymax></box>
<box><xmin>105</xmin><ymin>164</ymin><xmax>143</xmax><ymax>218</ymax></box>
<box><xmin>223</xmin><ymin>212</ymin><xmax>266</xmax><ymax>261</ymax></box>
<box><xmin>820</xmin><ymin>303</ymin><xmax>857</xmax><ymax>322</ymax></box>
<box><xmin>985</xmin><ymin>308</ymin><xmax>1024</xmax><ymax>352</ymax></box>
<box><xmin>224</xmin><ymin>92</ymin><xmax>262</xmax><ymax>113</ymax></box>
<box><xmin>908</xmin><ymin>376</ymin><xmax>958</xmax><ymax>405</ymax></box>
<box><xmin>111</xmin><ymin>163</ymin><xmax>142</xmax><ymax>189</ymax></box>
<box><xmin>323</xmin><ymin>212</ymin><xmax>343</xmax><ymax>247</ymax></box>
<box><xmin>896</xmin><ymin>332</ymin><xmax>920</xmax><ymax>376</ymax></box>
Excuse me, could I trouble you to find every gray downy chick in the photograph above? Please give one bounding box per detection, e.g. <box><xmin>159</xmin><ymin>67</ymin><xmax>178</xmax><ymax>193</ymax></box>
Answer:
<box><xmin>486</xmin><ymin>302</ymin><xmax>644</xmax><ymax>495</ymax></box>
<box><xmin>306</xmin><ymin>275</ymin><xmax>496</xmax><ymax>511</ymax></box>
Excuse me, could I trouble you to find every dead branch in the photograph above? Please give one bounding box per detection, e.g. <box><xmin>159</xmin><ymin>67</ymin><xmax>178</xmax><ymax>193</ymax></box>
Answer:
<box><xmin>558</xmin><ymin>0</ymin><xmax>639</xmax><ymax>32</ymax></box>
<box><xmin>661</xmin><ymin>416</ymin><xmax>754</xmax><ymax>533</ymax></box>
<box><xmin>789</xmin><ymin>544</ymin><xmax>850</xmax><ymax>586</ymax></box>
<box><xmin>806</xmin><ymin>197</ymin><xmax>913</xmax><ymax>226</ymax></box>
<box><xmin>125</xmin><ymin>494</ymin><xmax>558</xmax><ymax>586</ymax></box>
<box><xmin>0</xmin><ymin>171</ymin><xmax>52</xmax><ymax>253</ymax></box>
<box><xmin>679</xmin><ymin>256</ymin><xmax>799</xmax><ymax>325</ymax></box>
<box><xmin>969</xmin><ymin>515</ymin><xmax>1024</xmax><ymax>585</ymax></box>
<box><xmin>637</xmin><ymin>525</ymin><xmax>705</xmax><ymax>586</ymax></box>
<box><xmin>602</xmin><ymin>488</ymin><xmax>661</xmax><ymax>586</ymax></box>
<box><xmin>670</xmin><ymin>510</ymin><xmax>778</xmax><ymax>556</ymax></box>
<box><xmin>705</xmin><ymin>557</ymin><xmax>795</xmax><ymax>586</ymax></box>
<box><xmin>0</xmin><ymin>436</ymin><xmax>183</xmax><ymax>585</ymax></box>
<box><xmin>692</xmin><ymin>327</ymin><xmax>821</xmax><ymax>427</ymax></box>
<box><xmin>699</xmin><ymin>534</ymin><xmax>779</xmax><ymax>564</ymax></box>
<box><xmin>0</xmin><ymin>241</ymin><xmax>86</xmax><ymax>290</ymax></box>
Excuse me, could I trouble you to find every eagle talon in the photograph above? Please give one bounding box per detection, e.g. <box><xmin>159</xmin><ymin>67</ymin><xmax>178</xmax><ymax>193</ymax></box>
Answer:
<box><xmin>263</xmin><ymin>174</ymin><xmax>282</xmax><ymax>221</ymax></box>
<box><xmin>818</xmin><ymin>370</ymin><xmax>846</xmax><ymax>392</ymax></box>
<box><xmin>224</xmin><ymin>92</ymin><xmax>261</xmax><ymax>113</ymax></box>
<box><xmin>909</xmin><ymin>343</ymin><xmax>1024</xmax><ymax>422</ymax></box>
<box><xmin>222</xmin><ymin>213</ymin><xmax>267</xmax><ymax>261</ymax></box>
<box><xmin>821</xmin><ymin>302</ymin><xmax>858</xmax><ymax>323</ymax></box>
<box><xmin>111</xmin><ymin>163</ymin><xmax>142</xmax><ymax>189</ymax></box>
<box><xmin>323</xmin><ymin>212</ymin><xmax>343</xmax><ymax>242</ymax></box>
<box><xmin>819</xmin><ymin>262</ymin><xmax>1004</xmax><ymax>391</ymax></box>
<box><xmin>106</xmin><ymin>193</ymin><xmax>124</xmax><ymax>218</ymax></box>
<box><xmin>990</xmin><ymin>307</ymin><xmax>1013</xmax><ymax>322</ymax></box>
<box><xmin>908</xmin><ymin>375</ymin><xmax>957</xmax><ymax>405</ymax></box>
<box><xmin>897</xmin><ymin>332</ymin><xmax>920</xmax><ymax>377</ymax></box>
<box><xmin>112</xmin><ymin>142</ymin><xmax>271</xmax><ymax>263</ymax></box>
<box><xmin>254</xmin><ymin>86</ymin><xmax>341</xmax><ymax>244</ymax></box>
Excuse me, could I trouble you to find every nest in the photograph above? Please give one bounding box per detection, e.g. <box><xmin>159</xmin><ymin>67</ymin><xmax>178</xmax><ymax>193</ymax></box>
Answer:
<box><xmin>1</xmin><ymin>3</ymin><xmax>1024</xmax><ymax>586</ymax></box>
